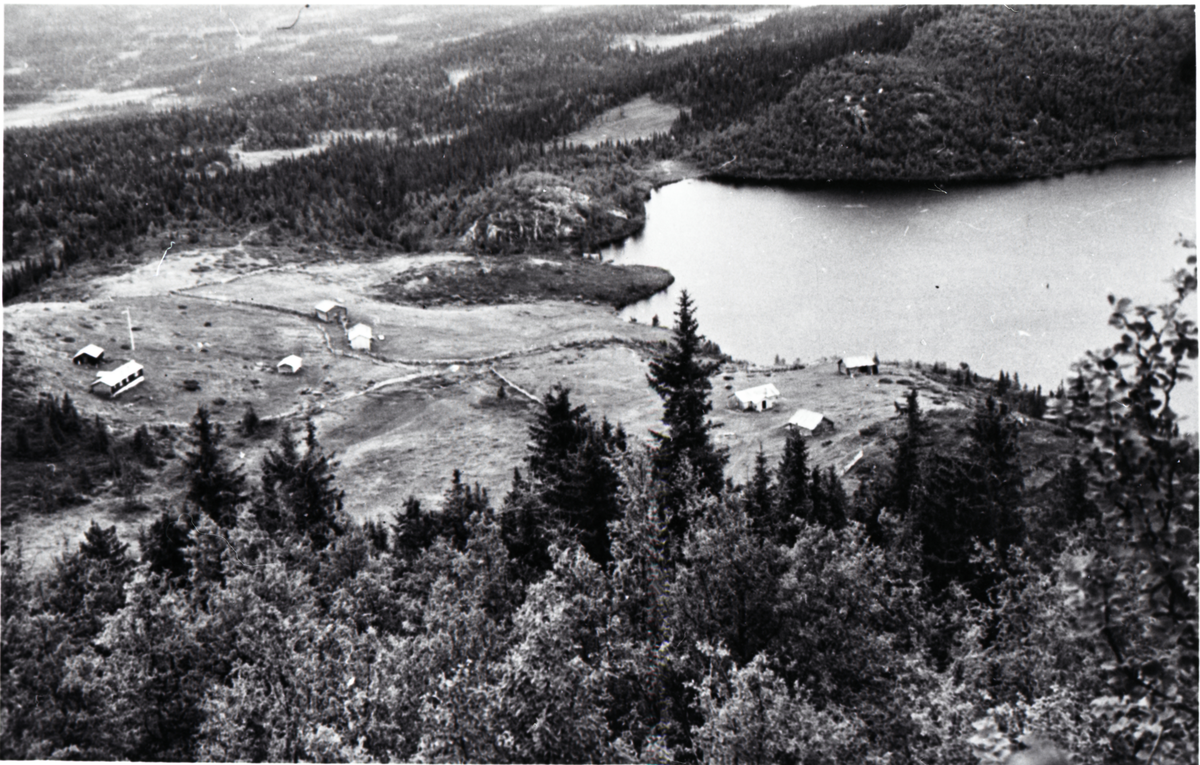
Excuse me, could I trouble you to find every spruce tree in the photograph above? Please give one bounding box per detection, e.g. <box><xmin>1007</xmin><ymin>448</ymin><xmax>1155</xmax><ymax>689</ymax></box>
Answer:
<box><xmin>526</xmin><ymin>385</ymin><xmax>622</xmax><ymax>564</ymax></box>
<box><xmin>822</xmin><ymin>466</ymin><xmax>849</xmax><ymax>529</ymax></box>
<box><xmin>647</xmin><ymin>290</ymin><xmax>727</xmax><ymax>510</ymax></box>
<box><xmin>391</xmin><ymin>495</ymin><xmax>437</xmax><ymax>559</ymax></box>
<box><xmin>289</xmin><ymin>420</ymin><xmax>345</xmax><ymax>549</ymax></box>
<box><xmin>139</xmin><ymin>509</ymin><xmax>192</xmax><ymax>581</ymax></box>
<box><xmin>773</xmin><ymin>429</ymin><xmax>812</xmax><ymax>545</ymax></box>
<box><xmin>441</xmin><ymin>469</ymin><xmax>490</xmax><ymax>551</ymax></box>
<box><xmin>890</xmin><ymin>388</ymin><xmax>925</xmax><ymax>519</ymax></box>
<box><xmin>59</xmin><ymin>392</ymin><xmax>81</xmax><ymax>434</ymax></box>
<box><xmin>91</xmin><ymin>414</ymin><xmax>110</xmax><ymax>454</ymax></box>
<box><xmin>500</xmin><ymin>467</ymin><xmax>553</xmax><ymax>581</ymax></box>
<box><xmin>743</xmin><ymin>447</ymin><xmax>775</xmax><ymax>534</ymax></box>
<box><xmin>257</xmin><ymin>420</ymin><xmax>344</xmax><ymax>548</ymax></box>
<box><xmin>808</xmin><ymin>465</ymin><xmax>848</xmax><ymax>530</ymax></box>
<box><xmin>79</xmin><ymin>520</ymin><xmax>130</xmax><ymax>562</ymax></box>
<box><xmin>529</xmin><ymin>385</ymin><xmax>588</xmax><ymax>483</ymax></box>
<box><xmin>183</xmin><ymin>406</ymin><xmax>246</xmax><ymax>528</ymax></box>
<box><xmin>257</xmin><ymin>423</ymin><xmax>301</xmax><ymax>535</ymax></box>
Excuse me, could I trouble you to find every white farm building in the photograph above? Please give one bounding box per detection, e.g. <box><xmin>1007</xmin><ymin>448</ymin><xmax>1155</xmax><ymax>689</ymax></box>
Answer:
<box><xmin>786</xmin><ymin>409</ymin><xmax>835</xmax><ymax>436</ymax></box>
<box><xmin>730</xmin><ymin>383</ymin><xmax>780</xmax><ymax>411</ymax></box>
<box><xmin>348</xmin><ymin>323</ymin><xmax>373</xmax><ymax>352</ymax></box>
<box><xmin>89</xmin><ymin>360</ymin><xmax>144</xmax><ymax>398</ymax></box>
<box><xmin>277</xmin><ymin>355</ymin><xmax>303</xmax><ymax>374</ymax></box>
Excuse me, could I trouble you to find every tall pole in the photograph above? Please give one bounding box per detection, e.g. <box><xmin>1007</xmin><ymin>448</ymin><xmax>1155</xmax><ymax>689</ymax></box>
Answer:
<box><xmin>124</xmin><ymin>308</ymin><xmax>135</xmax><ymax>352</ymax></box>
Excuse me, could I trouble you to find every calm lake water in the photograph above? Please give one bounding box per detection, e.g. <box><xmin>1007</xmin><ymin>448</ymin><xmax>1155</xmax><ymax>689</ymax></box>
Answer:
<box><xmin>605</xmin><ymin>160</ymin><xmax>1197</xmax><ymax>426</ymax></box>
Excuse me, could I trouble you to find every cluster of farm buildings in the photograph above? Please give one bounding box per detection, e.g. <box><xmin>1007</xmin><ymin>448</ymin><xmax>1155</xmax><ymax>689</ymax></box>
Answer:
<box><xmin>726</xmin><ymin>353</ymin><xmax>880</xmax><ymax>437</ymax></box>
<box><xmin>72</xmin><ymin>299</ymin><xmax>378</xmax><ymax>399</ymax></box>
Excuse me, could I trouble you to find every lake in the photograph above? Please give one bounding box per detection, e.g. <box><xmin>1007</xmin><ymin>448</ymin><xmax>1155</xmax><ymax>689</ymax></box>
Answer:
<box><xmin>605</xmin><ymin>160</ymin><xmax>1197</xmax><ymax>426</ymax></box>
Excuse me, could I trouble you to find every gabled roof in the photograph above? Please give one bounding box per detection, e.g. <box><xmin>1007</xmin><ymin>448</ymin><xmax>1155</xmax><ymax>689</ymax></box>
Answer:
<box><xmin>94</xmin><ymin>360</ymin><xmax>143</xmax><ymax>386</ymax></box>
<box><xmin>348</xmin><ymin>323</ymin><xmax>372</xmax><ymax>339</ymax></box>
<box><xmin>73</xmin><ymin>344</ymin><xmax>105</xmax><ymax>359</ymax></box>
<box><xmin>733</xmin><ymin>383</ymin><xmax>780</xmax><ymax>404</ymax></box>
<box><xmin>315</xmin><ymin>299</ymin><xmax>346</xmax><ymax>312</ymax></box>
<box><xmin>787</xmin><ymin>408</ymin><xmax>829</xmax><ymax>431</ymax></box>
<box><xmin>841</xmin><ymin>355</ymin><xmax>875</xmax><ymax>368</ymax></box>
<box><xmin>277</xmin><ymin>354</ymin><xmax>303</xmax><ymax>370</ymax></box>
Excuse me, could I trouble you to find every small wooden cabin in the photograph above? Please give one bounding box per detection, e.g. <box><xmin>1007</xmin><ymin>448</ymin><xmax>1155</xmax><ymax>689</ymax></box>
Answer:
<box><xmin>90</xmin><ymin>360</ymin><xmax>144</xmax><ymax>398</ymax></box>
<box><xmin>786</xmin><ymin>408</ymin><xmax>835</xmax><ymax>436</ymax></box>
<box><xmin>839</xmin><ymin>355</ymin><xmax>878</xmax><ymax>376</ymax></box>
<box><xmin>315</xmin><ymin>299</ymin><xmax>348</xmax><ymax>324</ymax></box>
<box><xmin>72</xmin><ymin>344</ymin><xmax>105</xmax><ymax>366</ymax></box>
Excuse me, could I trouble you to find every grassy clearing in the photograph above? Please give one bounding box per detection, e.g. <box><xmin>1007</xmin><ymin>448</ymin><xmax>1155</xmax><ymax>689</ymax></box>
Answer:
<box><xmin>563</xmin><ymin>94</ymin><xmax>683</xmax><ymax>147</ymax></box>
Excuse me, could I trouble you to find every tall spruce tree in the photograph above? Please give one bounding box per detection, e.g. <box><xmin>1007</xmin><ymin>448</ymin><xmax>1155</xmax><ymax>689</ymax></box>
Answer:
<box><xmin>743</xmin><ymin>447</ymin><xmax>775</xmax><ymax>535</ymax></box>
<box><xmin>890</xmin><ymin>388</ymin><xmax>926</xmax><ymax>519</ymax></box>
<box><xmin>500</xmin><ymin>468</ymin><xmax>553</xmax><ymax>581</ymax></box>
<box><xmin>809</xmin><ymin>465</ymin><xmax>848</xmax><ymax>530</ymax></box>
<box><xmin>139</xmin><ymin>509</ymin><xmax>192</xmax><ymax>581</ymax></box>
<box><xmin>773</xmin><ymin>429</ymin><xmax>812</xmax><ymax>545</ymax></box>
<box><xmin>391</xmin><ymin>495</ymin><xmax>437</xmax><ymax>559</ymax></box>
<box><xmin>257</xmin><ymin>423</ymin><xmax>302</xmax><ymax>535</ymax></box>
<box><xmin>442</xmin><ymin>469</ymin><xmax>490</xmax><ymax>551</ymax></box>
<box><xmin>647</xmin><ymin>290</ymin><xmax>727</xmax><ymax>512</ymax></box>
<box><xmin>183</xmin><ymin>406</ymin><xmax>246</xmax><ymax>528</ymax></box>
<box><xmin>526</xmin><ymin>385</ymin><xmax>623</xmax><ymax>564</ymax></box>
<box><xmin>257</xmin><ymin>419</ymin><xmax>344</xmax><ymax>548</ymax></box>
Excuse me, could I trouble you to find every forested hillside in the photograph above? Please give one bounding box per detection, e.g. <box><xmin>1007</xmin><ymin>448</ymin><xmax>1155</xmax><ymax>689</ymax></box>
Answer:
<box><xmin>698</xmin><ymin>5</ymin><xmax>1195</xmax><ymax>180</ymax></box>
<box><xmin>4</xmin><ymin>264</ymin><xmax>1196</xmax><ymax>762</ymax></box>
<box><xmin>12</xmin><ymin>5</ymin><xmax>1191</xmax><ymax>301</ymax></box>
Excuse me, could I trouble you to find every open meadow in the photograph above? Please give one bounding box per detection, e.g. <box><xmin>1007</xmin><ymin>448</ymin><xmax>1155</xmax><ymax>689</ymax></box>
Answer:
<box><xmin>1</xmin><ymin>234</ymin><xmax>1065</xmax><ymax>573</ymax></box>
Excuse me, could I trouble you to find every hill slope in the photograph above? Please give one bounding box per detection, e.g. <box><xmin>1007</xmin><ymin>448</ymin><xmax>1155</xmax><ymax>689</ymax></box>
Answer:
<box><xmin>693</xmin><ymin>5</ymin><xmax>1195</xmax><ymax>181</ymax></box>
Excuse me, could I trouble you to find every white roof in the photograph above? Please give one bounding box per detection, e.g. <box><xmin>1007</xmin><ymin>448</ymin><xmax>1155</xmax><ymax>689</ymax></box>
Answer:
<box><xmin>95</xmin><ymin>360</ymin><xmax>143</xmax><ymax>386</ymax></box>
<box><xmin>348</xmin><ymin>323</ymin><xmax>372</xmax><ymax>339</ymax></box>
<box><xmin>278</xmin><ymin>355</ymin><xmax>303</xmax><ymax>369</ymax></box>
<box><xmin>787</xmin><ymin>408</ymin><xmax>828</xmax><ymax>431</ymax></box>
<box><xmin>73</xmin><ymin>344</ymin><xmax>104</xmax><ymax>358</ymax></box>
<box><xmin>842</xmin><ymin>355</ymin><xmax>875</xmax><ymax>368</ymax></box>
<box><xmin>733</xmin><ymin>383</ymin><xmax>780</xmax><ymax>403</ymax></box>
<box><xmin>315</xmin><ymin>299</ymin><xmax>345</xmax><ymax>312</ymax></box>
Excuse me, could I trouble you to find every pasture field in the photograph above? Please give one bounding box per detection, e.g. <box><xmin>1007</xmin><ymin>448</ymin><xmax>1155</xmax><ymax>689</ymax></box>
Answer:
<box><xmin>4</xmin><ymin>237</ymin><xmax>1075</xmax><ymax>573</ymax></box>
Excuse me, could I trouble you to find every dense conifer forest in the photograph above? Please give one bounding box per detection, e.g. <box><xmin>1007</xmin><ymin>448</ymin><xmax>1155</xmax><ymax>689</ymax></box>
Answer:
<box><xmin>697</xmin><ymin>6</ymin><xmax>1196</xmax><ymax>181</ymax></box>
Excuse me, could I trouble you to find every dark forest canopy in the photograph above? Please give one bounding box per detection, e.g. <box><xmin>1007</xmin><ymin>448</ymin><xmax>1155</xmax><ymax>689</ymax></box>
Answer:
<box><xmin>4</xmin><ymin>5</ymin><xmax>1193</xmax><ymax>300</ymax></box>
<box><xmin>698</xmin><ymin>5</ymin><xmax>1196</xmax><ymax>181</ymax></box>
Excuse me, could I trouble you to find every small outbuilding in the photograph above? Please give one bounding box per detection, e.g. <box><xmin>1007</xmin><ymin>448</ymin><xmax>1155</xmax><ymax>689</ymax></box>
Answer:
<box><xmin>72</xmin><ymin>344</ymin><xmax>105</xmax><ymax>366</ymax></box>
<box><xmin>839</xmin><ymin>355</ymin><xmax>878</xmax><ymax>376</ymax></box>
<box><xmin>786</xmin><ymin>408</ymin><xmax>835</xmax><ymax>436</ymax></box>
<box><xmin>348</xmin><ymin>323</ymin><xmax>373</xmax><ymax>352</ymax></box>
<box><xmin>89</xmin><ymin>360</ymin><xmax>144</xmax><ymax>398</ymax></box>
<box><xmin>315</xmin><ymin>299</ymin><xmax>348</xmax><ymax>324</ymax></box>
<box><xmin>730</xmin><ymin>383</ymin><xmax>780</xmax><ymax>412</ymax></box>
<box><xmin>277</xmin><ymin>355</ymin><xmax>303</xmax><ymax>374</ymax></box>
